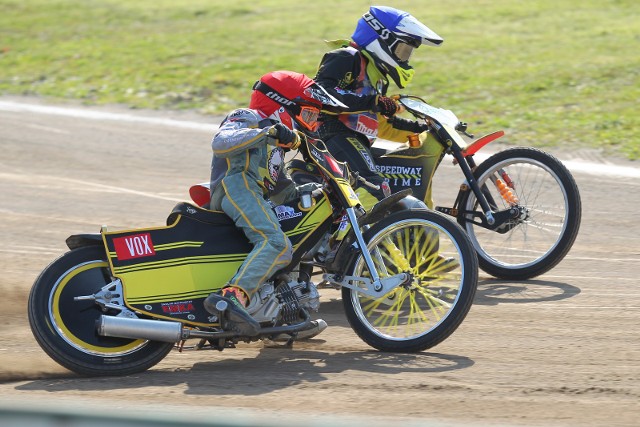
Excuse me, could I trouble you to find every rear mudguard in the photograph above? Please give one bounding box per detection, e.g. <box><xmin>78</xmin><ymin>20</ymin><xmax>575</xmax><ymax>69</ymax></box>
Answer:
<box><xmin>66</xmin><ymin>234</ymin><xmax>103</xmax><ymax>250</ymax></box>
<box><xmin>357</xmin><ymin>189</ymin><xmax>424</xmax><ymax>227</ymax></box>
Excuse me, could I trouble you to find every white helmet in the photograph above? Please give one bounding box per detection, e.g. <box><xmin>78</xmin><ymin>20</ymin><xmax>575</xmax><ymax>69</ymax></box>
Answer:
<box><xmin>351</xmin><ymin>6</ymin><xmax>443</xmax><ymax>88</ymax></box>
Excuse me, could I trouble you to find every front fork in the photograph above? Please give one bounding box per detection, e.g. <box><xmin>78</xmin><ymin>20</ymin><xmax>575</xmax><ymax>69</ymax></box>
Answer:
<box><xmin>441</xmin><ymin>151</ymin><xmax>525</xmax><ymax>232</ymax></box>
<box><xmin>450</xmin><ymin>150</ymin><xmax>496</xmax><ymax>225</ymax></box>
<box><xmin>324</xmin><ymin>206</ymin><xmax>409</xmax><ymax>298</ymax></box>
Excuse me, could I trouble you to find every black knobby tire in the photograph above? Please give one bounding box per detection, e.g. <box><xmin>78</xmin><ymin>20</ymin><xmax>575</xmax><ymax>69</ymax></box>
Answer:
<box><xmin>342</xmin><ymin>210</ymin><xmax>478</xmax><ymax>352</ymax></box>
<box><xmin>28</xmin><ymin>246</ymin><xmax>173</xmax><ymax>376</ymax></box>
<box><xmin>457</xmin><ymin>147</ymin><xmax>581</xmax><ymax>280</ymax></box>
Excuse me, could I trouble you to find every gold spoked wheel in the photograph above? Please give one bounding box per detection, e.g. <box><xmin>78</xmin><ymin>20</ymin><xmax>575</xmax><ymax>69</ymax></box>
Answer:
<box><xmin>342</xmin><ymin>210</ymin><xmax>478</xmax><ymax>352</ymax></box>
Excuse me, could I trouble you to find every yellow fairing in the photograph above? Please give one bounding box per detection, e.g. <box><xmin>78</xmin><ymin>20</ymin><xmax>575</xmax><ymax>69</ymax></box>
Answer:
<box><xmin>382</xmin><ymin>131</ymin><xmax>444</xmax><ymax>209</ymax></box>
<box><xmin>335</xmin><ymin>177</ymin><xmax>361</xmax><ymax>208</ymax></box>
<box><xmin>102</xmin><ymin>211</ymin><xmax>253</xmax><ymax>325</ymax></box>
<box><xmin>283</xmin><ymin>192</ymin><xmax>333</xmax><ymax>246</ymax></box>
<box><xmin>112</xmin><ymin>254</ymin><xmax>245</xmax><ymax>304</ymax></box>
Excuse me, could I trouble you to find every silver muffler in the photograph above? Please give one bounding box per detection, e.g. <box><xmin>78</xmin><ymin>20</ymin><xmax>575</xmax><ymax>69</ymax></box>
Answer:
<box><xmin>97</xmin><ymin>315</ymin><xmax>185</xmax><ymax>343</ymax></box>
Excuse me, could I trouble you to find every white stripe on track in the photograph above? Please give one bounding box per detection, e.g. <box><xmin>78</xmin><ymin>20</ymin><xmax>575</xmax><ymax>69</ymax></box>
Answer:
<box><xmin>2</xmin><ymin>99</ymin><xmax>638</xmax><ymax>178</ymax></box>
<box><xmin>0</xmin><ymin>100</ymin><xmax>219</xmax><ymax>132</ymax></box>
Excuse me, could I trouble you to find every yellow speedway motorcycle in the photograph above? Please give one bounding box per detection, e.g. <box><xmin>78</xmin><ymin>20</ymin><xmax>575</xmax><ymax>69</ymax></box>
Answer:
<box><xmin>28</xmin><ymin>135</ymin><xmax>478</xmax><ymax>376</ymax></box>
<box><xmin>288</xmin><ymin>96</ymin><xmax>581</xmax><ymax>280</ymax></box>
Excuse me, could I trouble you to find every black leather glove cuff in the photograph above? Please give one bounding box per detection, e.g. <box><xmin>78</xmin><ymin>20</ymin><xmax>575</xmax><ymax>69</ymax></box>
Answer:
<box><xmin>387</xmin><ymin>116</ymin><xmax>429</xmax><ymax>133</ymax></box>
<box><xmin>272</xmin><ymin>123</ymin><xmax>296</xmax><ymax>145</ymax></box>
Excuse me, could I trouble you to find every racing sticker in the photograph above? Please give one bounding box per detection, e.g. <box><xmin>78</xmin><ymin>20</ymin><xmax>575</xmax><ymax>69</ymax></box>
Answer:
<box><xmin>339</xmin><ymin>113</ymin><xmax>378</xmax><ymax>139</ymax></box>
<box><xmin>376</xmin><ymin>165</ymin><xmax>423</xmax><ymax>187</ymax></box>
<box><xmin>161</xmin><ymin>301</ymin><xmax>195</xmax><ymax>315</ymax></box>
<box><xmin>274</xmin><ymin>205</ymin><xmax>303</xmax><ymax>221</ymax></box>
<box><xmin>266</xmin><ymin>146</ymin><xmax>284</xmax><ymax>185</ymax></box>
<box><xmin>113</xmin><ymin>233</ymin><xmax>156</xmax><ymax>261</ymax></box>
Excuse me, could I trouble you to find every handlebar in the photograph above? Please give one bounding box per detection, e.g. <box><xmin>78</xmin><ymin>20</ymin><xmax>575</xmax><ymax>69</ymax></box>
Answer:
<box><xmin>395</xmin><ymin>95</ymin><xmax>475</xmax><ymax>139</ymax></box>
<box><xmin>356</xmin><ymin>174</ymin><xmax>381</xmax><ymax>191</ymax></box>
<box><xmin>455</xmin><ymin>122</ymin><xmax>474</xmax><ymax>139</ymax></box>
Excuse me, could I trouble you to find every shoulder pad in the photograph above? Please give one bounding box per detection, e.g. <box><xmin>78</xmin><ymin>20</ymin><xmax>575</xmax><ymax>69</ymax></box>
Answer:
<box><xmin>222</xmin><ymin>108</ymin><xmax>263</xmax><ymax>125</ymax></box>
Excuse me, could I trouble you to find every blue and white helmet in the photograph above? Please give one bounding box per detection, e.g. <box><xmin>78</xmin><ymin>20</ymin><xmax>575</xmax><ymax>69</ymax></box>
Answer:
<box><xmin>352</xmin><ymin>6</ymin><xmax>443</xmax><ymax>88</ymax></box>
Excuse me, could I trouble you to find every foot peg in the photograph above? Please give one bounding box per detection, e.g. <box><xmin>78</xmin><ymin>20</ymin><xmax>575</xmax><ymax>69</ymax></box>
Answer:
<box><xmin>204</xmin><ymin>293</ymin><xmax>260</xmax><ymax>337</ymax></box>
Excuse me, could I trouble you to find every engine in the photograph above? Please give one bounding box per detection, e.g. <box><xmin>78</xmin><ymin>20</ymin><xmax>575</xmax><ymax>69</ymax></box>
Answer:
<box><xmin>247</xmin><ymin>279</ymin><xmax>320</xmax><ymax>324</ymax></box>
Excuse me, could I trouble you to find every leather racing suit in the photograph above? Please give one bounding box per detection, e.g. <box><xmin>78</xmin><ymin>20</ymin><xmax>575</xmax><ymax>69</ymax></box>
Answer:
<box><xmin>209</xmin><ymin>108</ymin><xmax>301</xmax><ymax>297</ymax></box>
<box><xmin>314</xmin><ymin>42</ymin><xmax>444</xmax><ymax>208</ymax></box>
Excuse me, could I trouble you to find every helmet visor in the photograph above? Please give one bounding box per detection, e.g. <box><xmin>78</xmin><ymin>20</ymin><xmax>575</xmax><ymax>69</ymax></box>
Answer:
<box><xmin>392</xmin><ymin>41</ymin><xmax>416</xmax><ymax>63</ymax></box>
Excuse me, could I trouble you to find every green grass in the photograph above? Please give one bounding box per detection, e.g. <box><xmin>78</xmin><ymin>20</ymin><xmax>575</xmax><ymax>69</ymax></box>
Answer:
<box><xmin>1</xmin><ymin>0</ymin><xmax>638</xmax><ymax>159</ymax></box>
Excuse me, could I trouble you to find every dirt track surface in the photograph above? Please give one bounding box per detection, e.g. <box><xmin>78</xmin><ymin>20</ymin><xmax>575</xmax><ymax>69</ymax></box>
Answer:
<box><xmin>1</xmin><ymin>98</ymin><xmax>638</xmax><ymax>426</ymax></box>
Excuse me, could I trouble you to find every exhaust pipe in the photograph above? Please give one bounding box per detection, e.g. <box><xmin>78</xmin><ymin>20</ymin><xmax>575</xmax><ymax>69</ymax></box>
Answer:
<box><xmin>97</xmin><ymin>315</ymin><xmax>185</xmax><ymax>343</ymax></box>
<box><xmin>97</xmin><ymin>313</ymin><xmax>316</xmax><ymax>342</ymax></box>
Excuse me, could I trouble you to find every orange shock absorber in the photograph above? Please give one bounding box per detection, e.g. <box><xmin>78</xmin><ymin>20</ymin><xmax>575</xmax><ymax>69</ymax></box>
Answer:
<box><xmin>495</xmin><ymin>178</ymin><xmax>519</xmax><ymax>205</ymax></box>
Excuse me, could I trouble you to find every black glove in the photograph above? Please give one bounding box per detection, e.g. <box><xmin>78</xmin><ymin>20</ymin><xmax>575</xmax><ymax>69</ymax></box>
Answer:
<box><xmin>417</xmin><ymin>122</ymin><xmax>430</xmax><ymax>133</ymax></box>
<box><xmin>271</xmin><ymin>123</ymin><xmax>301</xmax><ymax>149</ymax></box>
<box><xmin>376</xmin><ymin>96</ymin><xmax>398</xmax><ymax>117</ymax></box>
<box><xmin>387</xmin><ymin>116</ymin><xmax>430</xmax><ymax>133</ymax></box>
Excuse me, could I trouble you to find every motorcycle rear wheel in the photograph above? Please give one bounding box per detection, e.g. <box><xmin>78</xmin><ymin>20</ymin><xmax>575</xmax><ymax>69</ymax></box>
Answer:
<box><xmin>28</xmin><ymin>246</ymin><xmax>173</xmax><ymax>376</ymax></box>
<box><xmin>342</xmin><ymin>210</ymin><xmax>478</xmax><ymax>352</ymax></box>
<box><xmin>457</xmin><ymin>147</ymin><xmax>581</xmax><ymax>280</ymax></box>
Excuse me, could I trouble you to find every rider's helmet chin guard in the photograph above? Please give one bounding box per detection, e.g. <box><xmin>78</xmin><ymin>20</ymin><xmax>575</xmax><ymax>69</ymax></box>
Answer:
<box><xmin>250</xmin><ymin>71</ymin><xmax>346</xmax><ymax>132</ymax></box>
<box><xmin>351</xmin><ymin>6</ymin><xmax>444</xmax><ymax>88</ymax></box>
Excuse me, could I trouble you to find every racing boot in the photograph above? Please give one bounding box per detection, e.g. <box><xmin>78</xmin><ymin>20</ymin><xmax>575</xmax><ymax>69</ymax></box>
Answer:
<box><xmin>204</xmin><ymin>286</ymin><xmax>260</xmax><ymax>337</ymax></box>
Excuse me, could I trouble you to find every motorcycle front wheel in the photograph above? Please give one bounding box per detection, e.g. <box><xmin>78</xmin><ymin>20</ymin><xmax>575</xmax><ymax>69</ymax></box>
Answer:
<box><xmin>342</xmin><ymin>210</ymin><xmax>478</xmax><ymax>352</ymax></box>
<box><xmin>28</xmin><ymin>246</ymin><xmax>173</xmax><ymax>376</ymax></box>
<box><xmin>457</xmin><ymin>147</ymin><xmax>581</xmax><ymax>280</ymax></box>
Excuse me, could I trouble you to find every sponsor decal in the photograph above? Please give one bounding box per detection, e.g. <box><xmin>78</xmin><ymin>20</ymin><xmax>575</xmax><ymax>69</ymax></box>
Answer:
<box><xmin>265</xmin><ymin>91</ymin><xmax>295</xmax><ymax>107</ymax></box>
<box><xmin>113</xmin><ymin>233</ymin><xmax>156</xmax><ymax>261</ymax></box>
<box><xmin>359</xmin><ymin>149</ymin><xmax>376</xmax><ymax>172</ymax></box>
<box><xmin>161</xmin><ymin>301</ymin><xmax>195</xmax><ymax>315</ymax></box>
<box><xmin>363</xmin><ymin>12</ymin><xmax>392</xmax><ymax>40</ymax></box>
<box><xmin>337</xmin><ymin>215</ymin><xmax>349</xmax><ymax>231</ymax></box>
<box><xmin>376</xmin><ymin>165</ymin><xmax>424</xmax><ymax>175</ymax></box>
<box><xmin>274</xmin><ymin>205</ymin><xmax>303</xmax><ymax>221</ymax></box>
<box><xmin>338</xmin><ymin>72</ymin><xmax>354</xmax><ymax>88</ymax></box>
<box><xmin>356</xmin><ymin>115</ymin><xmax>378</xmax><ymax>136</ymax></box>
<box><xmin>376</xmin><ymin>165</ymin><xmax>423</xmax><ymax>187</ymax></box>
<box><xmin>335</xmin><ymin>88</ymin><xmax>367</xmax><ymax>98</ymax></box>
<box><xmin>186</xmin><ymin>206</ymin><xmax>197</xmax><ymax>214</ymax></box>
<box><xmin>267</xmin><ymin>147</ymin><xmax>284</xmax><ymax>184</ymax></box>
<box><xmin>304</xmin><ymin>86</ymin><xmax>333</xmax><ymax>105</ymax></box>
<box><xmin>340</xmin><ymin>115</ymin><xmax>378</xmax><ymax>138</ymax></box>
<box><xmin>381</xmin><ymin>180</ymin><xmax>391</xmax><ymax>197</ymax></box>
<box><xmin>262</xmin><ymin>177</ymin><xmax>275</xmax><ymax>192</ymax></box>
<box><xmin>229</xmin><ymin>110</ymin><xmax>245</xmax><ymax>118</ymax></box>
<box><xmin>348</xmin><ymin>186</ymin><xmax>359</xmax><ymax>201</ymax></box>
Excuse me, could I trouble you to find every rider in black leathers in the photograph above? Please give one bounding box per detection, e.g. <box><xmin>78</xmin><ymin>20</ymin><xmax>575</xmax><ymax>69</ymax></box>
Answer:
<box><xmin>314</xmin><ymin>6</ymin><xmax>445</xmax><ymax>208</ymax></box>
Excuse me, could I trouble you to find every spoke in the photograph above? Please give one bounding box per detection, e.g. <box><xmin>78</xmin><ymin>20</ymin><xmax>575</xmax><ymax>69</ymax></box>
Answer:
<box><xmin>352</xmin><ymin>219</ymin><xmax>465</xmax><ymax>340</ymax></box>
